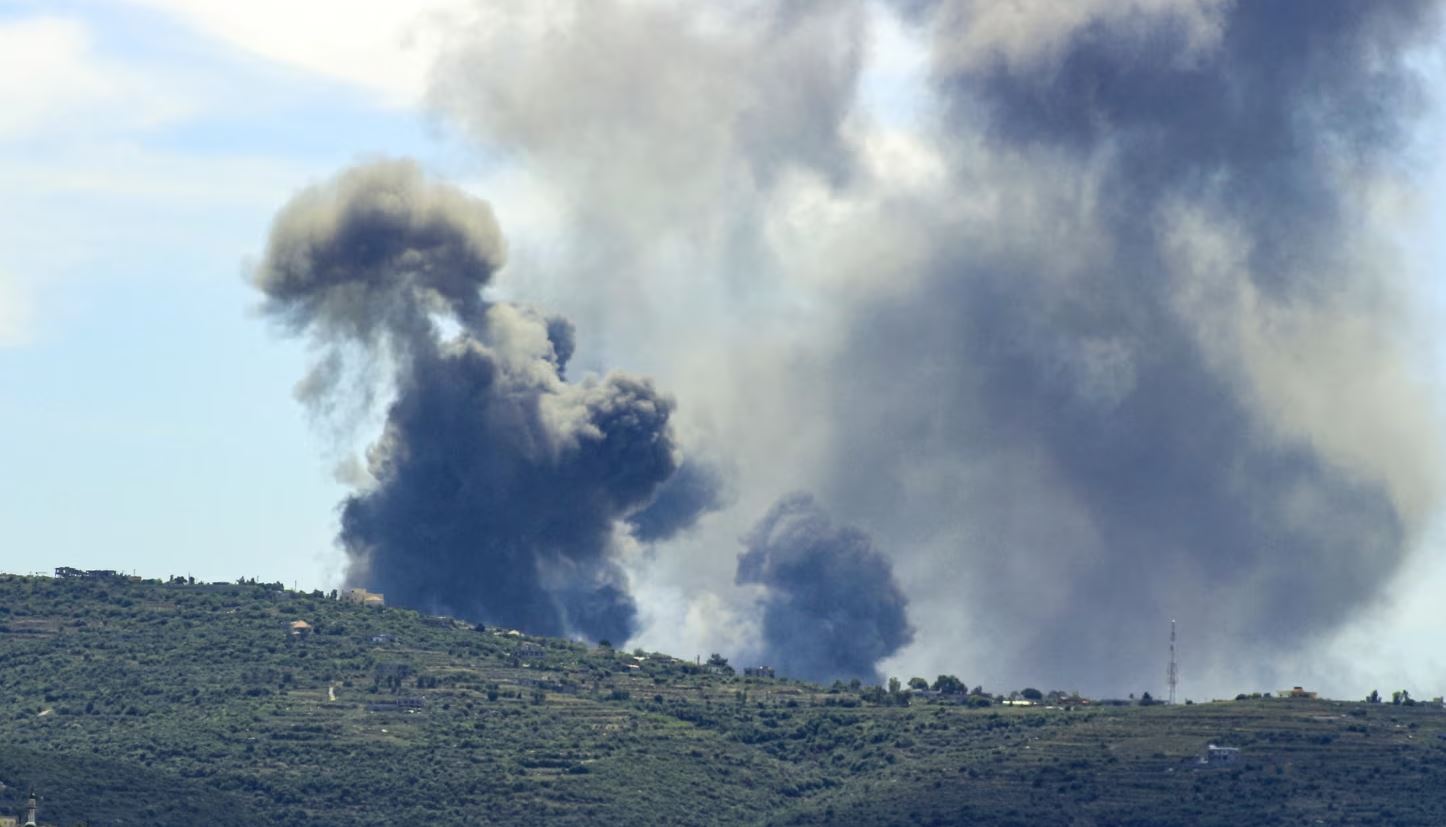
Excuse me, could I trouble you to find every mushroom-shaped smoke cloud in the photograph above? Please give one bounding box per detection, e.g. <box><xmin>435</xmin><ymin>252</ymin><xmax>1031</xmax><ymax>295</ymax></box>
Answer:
<box><xmin>254</xmin><ymin>160</ymin><xmax>707</xmax><ymax>642</ymax></box>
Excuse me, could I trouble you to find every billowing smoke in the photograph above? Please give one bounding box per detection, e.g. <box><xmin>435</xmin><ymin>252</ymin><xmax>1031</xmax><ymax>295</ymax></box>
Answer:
<box><xmin>816</xmin><ymin>0</ymin><xmax>1446</xmax><ymax>691</ymax></box>
<box><xmin>737</xmin><ymin>493</ymin><xmax>914</xmax><ymax>684</ymax></box>
<box><xmin>627</xmin><ymin>459</ymin><xmax>728</xmax><ymax>544</ymax></box>
<box><xmin>414</xmin><ymin>0</ymin><xmax>1445</xmax><ymax>694</ymax></box>
<box><xmin>254</xmin><ymin>159</ymin><xmax>696</xmax><ymax>642</ymax></box>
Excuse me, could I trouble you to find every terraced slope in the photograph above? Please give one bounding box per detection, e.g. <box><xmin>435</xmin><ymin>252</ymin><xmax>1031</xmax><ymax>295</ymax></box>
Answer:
<box><xmin>1</xmin><ymin>574</ymin><xmax>1444</xmax><ymax>825</ymax></box>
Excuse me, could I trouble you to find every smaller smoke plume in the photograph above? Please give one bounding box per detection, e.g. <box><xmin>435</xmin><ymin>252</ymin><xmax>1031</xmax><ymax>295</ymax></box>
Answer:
<box><xmin>737</xmin><ymin>493</ymin><xmax>913</xmax><ymax>684</ymax></box>
<box><xmin>254</xmin><ymin>160</ymin><xmax>688</xmax><ymax>642</ymax></box>
<box><xmin>627</xmin><ymin>459</ymin><xmax>728</xmax><ymax>543</ymax></box>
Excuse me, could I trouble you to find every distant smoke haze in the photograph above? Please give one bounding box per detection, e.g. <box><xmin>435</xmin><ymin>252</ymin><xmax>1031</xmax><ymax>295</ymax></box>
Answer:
<box><xmin>821</xmin><ymin>0</ymin><xmax>1446</xmax><ymax>691</ymax></box>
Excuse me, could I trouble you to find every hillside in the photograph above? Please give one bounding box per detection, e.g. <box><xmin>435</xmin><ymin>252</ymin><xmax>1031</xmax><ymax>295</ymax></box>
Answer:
<box><xmin>2</xmin><ymin>574</ymin><xmax>1445</xmax><ymax>826</ymax></box>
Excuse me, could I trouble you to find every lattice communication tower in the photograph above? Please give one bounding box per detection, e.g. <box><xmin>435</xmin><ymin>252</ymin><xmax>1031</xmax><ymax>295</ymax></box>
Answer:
<box><xmin>1166</xmin><ymin>619</ymin><xmax>1179</xmax><ymax>705</ymax></box>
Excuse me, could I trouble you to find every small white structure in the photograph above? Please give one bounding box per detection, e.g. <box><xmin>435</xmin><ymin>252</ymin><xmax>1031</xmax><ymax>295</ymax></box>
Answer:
<box><xmin>1200</xmin><ymin>744</ymin><xmax>1240</xmax><ymax>765</ymax></box>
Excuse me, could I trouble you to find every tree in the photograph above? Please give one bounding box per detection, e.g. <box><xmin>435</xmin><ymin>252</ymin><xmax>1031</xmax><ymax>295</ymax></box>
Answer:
<box><xmin>1139</xmin><ymin>691</ymin><xmax>1155</xmax><ymax>706</ymax></box>
<box><xmin>907</xmin><ymin>677</ymin><xmax>929</xmax><ymax>691</ymax></box>
<box><xmin>888</xmin><ymin>677</ymin><xmax>901</xmax><ymax>695</ymax></box>
<box><xmin>932</xmin><ymin>675</ymin><xmax>966</xmax><ymax>695</ymax></box>
<box><xmin>1021</xmin><ymin>688</ymin><xmax>1043</xmax><ymax>701</ymax></box>
<box><xmin>1367</xmin><ymin>689</ymin><xmax>1381</xmax><ymax>703</ymax></box>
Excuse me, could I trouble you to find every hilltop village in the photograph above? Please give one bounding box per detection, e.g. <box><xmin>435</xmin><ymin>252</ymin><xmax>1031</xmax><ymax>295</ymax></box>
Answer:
<box><xmin>5</xmin><ymin>570</ymin><xmax>1446</xmax><ymax>825</ymax></box>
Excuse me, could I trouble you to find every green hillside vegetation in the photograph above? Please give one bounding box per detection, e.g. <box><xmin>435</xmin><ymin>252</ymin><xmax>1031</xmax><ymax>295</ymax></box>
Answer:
<box><xmin>3</xmin><ymin>574</ymin><xmax>1446</xmax><ymax>825</ymax></box>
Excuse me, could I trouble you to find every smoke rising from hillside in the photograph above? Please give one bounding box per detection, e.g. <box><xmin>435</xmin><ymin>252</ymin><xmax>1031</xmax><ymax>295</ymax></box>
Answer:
<box><xmin>254</xmin><ymin>160</ymin><xmax>699</xmax><ymax>641</ymax></box>
<box><xmin>388</xmin><ymin>0</ymin><xmax>1440</xmax><ymax>691</ymax></box>
<box><xmin>737</xmin><ymin>493</ymin><xmax>914</xmax><ymax>684</ymax></box>
<box><xmin>818</xmin><ymin>0</ymin><xmax>1444</xmax><ymax>688</ymax></box>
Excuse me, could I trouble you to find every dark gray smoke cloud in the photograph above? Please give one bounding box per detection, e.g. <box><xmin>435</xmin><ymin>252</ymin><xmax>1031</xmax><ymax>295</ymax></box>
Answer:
<box><xmin>626</xmin><ymin>459</ymin><xmax>728</xmax><ymax>543</ymax></box>
<box><xmin>254</xmin><ymin>159</ymin><xmax>688</xmax><ymax>642</ymax></box>
<box><xmin>820</xmin><ymin>0</ymin><xmax>1444</xmax><ymax>691</ymax></box>
<box><xmin>736</xmin><ymin>493</ymin><xmax>914</xmax><ymax>684</ymax></box>
<box><xmin>412</xmin><ymin>0</ymin><xmax>1443</xmax><ymax>694</ymax></box>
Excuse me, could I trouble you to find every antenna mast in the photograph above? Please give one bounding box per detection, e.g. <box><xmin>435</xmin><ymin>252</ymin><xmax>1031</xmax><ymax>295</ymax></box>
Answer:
<box><xmin>1166</xmin><ymin>618</ymin><xmax>1179</xmax><ymax>705</ymax></box>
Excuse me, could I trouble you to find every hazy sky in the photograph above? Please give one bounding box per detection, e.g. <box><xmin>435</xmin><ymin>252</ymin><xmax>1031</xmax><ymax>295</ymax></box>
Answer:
<box><xmin>4</xmin><ymin>0</ymin><xmax>1446</xmax><ymax>700</ymax></box>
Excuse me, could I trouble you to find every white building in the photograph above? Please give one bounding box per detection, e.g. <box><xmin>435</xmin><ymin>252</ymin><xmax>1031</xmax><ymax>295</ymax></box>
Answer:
<box><xmin>1200</xmin><ymin>744</ymin><xmax>1240</xmax><ymax>765</ymax></box>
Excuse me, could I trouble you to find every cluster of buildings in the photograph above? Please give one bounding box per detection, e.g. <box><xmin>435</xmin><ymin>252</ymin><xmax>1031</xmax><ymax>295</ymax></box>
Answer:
<box><xmin>52</xmin><ymin>566</ymin><xmax>123</xmax><ymax>580</ymax></box>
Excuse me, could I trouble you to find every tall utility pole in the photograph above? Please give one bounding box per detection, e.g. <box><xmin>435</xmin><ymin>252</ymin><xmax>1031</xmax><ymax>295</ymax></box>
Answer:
<box><xmin>1166</xmin><ymin>619</ymin><xmax>1179</xmax><ymax>705</ymax></box>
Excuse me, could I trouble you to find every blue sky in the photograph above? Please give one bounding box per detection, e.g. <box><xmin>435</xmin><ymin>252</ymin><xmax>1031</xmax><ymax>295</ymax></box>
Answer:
<box><xmin>0</xmin><ymin>1</ymin><xmax>460</xmax><ymax>586</ymax></box>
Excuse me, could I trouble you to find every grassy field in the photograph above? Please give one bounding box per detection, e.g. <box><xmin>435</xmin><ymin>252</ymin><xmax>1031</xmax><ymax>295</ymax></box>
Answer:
<box><xmin>2</xmin><ymin>573</ymin><xmax>1444</xmax><ymax>825</ymax></box>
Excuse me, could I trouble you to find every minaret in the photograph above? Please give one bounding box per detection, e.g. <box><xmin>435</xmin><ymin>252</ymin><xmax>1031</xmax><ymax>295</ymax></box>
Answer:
<box><xmin>24</xmin><ymin>789</ymin><xmax>36</xmax><ymax>827</ymax></box>
<box><xmin>1166</xmin><ymin>619</ymin><xmax>1179</xmax><ymax>705</ymax></box>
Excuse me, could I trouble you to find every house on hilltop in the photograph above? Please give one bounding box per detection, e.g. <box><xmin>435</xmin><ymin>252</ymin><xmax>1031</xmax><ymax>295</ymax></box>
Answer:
<box><xmin>342</xmin><ymin>588</ymin><xmax>385</xmax><ymax>607</ymax></box>
<box><xmin>53</xmin><ymin>567</ymin><xmax>120</xmax><ymax>581</ymax></box>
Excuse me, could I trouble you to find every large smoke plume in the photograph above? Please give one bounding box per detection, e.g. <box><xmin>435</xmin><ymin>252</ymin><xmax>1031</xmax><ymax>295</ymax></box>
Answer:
<box><xmin>271</xmin><ymin>0</ymin><xmax>1445</xmax><ymax>693</ymax></box>
<box><xmin>816</xmin><ymin>0</ymin><xmax>1445</xmax><ymax>690</ymax></box>
<box><xmin>737</xmin><ymin>493</ymin><xmax>914</xmax><ymax>684</ymax></box>
<box><xmin>254</xmin><ymin>160</ymin><xmax>699</xmax><ymax>641</ymax></box>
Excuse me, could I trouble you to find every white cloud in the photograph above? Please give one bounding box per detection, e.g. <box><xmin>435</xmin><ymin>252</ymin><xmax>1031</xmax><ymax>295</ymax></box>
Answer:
<box><xmin>0</xmin><ymin>16</ymin><xmax>190</xmax><ymax>140</ymax></box>
<box><xmin>118</xmin><ymin>0</ymin><xmax>471</xmax><ymax>106</ymax></box>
